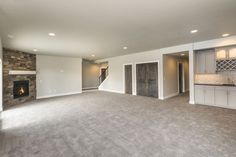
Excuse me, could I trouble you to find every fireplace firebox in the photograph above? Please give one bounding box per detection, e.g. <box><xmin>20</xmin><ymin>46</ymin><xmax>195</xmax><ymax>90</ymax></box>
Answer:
<box><xmin>13</xmin><ymin>80</ymin><xmax>29</xmax><ymax>99</ymax></box>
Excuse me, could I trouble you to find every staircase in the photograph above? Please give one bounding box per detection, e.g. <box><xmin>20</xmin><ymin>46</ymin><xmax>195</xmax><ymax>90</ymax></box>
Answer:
<box><xmin>99</xmin><ymin>66</ymin><xmax>108</xmax><ymax>85</ymax></box>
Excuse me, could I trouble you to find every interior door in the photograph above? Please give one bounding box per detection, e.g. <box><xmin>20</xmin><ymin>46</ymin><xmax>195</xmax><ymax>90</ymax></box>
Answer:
<box><xmin>125</xmin><ymin>65</ymin><xmax>132</xmax><ymax>94</ymax></box>
<box><xmin>136</xmin><ymin>63</ymin><xmax>147</xmax><ymax>96</ymax></box>
<box><xmin>179</xmin><ymin>63</ymin><xmax>183</xmax><ymax>93</ymax></box>
<box><xmin>146</xmin><ymin>63</ymin><xmax>158</xmax><ymax>97</ymax></box>
<box><xmin>136</xmin><ymin>62</ymin><xmax>158</xmax><ymax>98</ymax></box>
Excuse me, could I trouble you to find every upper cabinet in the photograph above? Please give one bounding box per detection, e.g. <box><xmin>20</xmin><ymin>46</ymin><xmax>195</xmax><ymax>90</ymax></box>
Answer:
<box><xmin>216</xmin><ymin>49</ymin><xmax>227</xmax><ymax>60</ymax></box>
<box><xmin>229</xmin><ymin>48</ymin><xmax>236</xmax><ymax>59</ymax></box>
<box><xmin>195</xmin><ymin>45</ymin><xmax>236</xmax><ymax>74</ymax></box>
<box><xmin>216</xmin><ymin>46</ymin><xmax>236</xmax><ymax>60</ymax></box>
<box><xmin>195</xmin><ymin>49</ymin><xmax>216</xmax><ymax>74</ymax></box>
<box><xmin>215</xmin><ymin>46</ymin><xmax>236</xmax><ymax>72</ymax></box>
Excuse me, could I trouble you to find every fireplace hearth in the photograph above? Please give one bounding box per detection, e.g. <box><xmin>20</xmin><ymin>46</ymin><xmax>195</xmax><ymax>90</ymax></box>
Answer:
<box><xmin>13</xmin><ymin>80</ymin><xmax>29</xmax><ymax>99</ymax></box>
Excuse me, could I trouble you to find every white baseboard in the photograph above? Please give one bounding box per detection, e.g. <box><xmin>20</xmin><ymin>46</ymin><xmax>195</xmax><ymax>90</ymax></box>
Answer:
<box><xmin>98</xmin><ymin>89</ymin><xmax>124</xmax><ymax>94</ymax></box>
<box><xmin>164</xmin><ymin>92</ymin><xmax>179</xmax><ymax>99</ymax></box>
<box><xmin>37</xmin><ymin>91</ymin><xmax>82</xmax><ymax>99</ymax></box>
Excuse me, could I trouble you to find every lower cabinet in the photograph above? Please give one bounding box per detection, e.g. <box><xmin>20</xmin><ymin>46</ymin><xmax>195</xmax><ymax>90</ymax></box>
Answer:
<box><xmin>214</xmin><ymin>87</ymin><xmax>228</xmax><ymax>107</ymax></box>
<box><xmin>228</xmin><ymin>87</ymin><xmax>236</xmax><ymax>108</ymax></box>
<box><xmin>195</xmin><ymin>85</ymin><xmax>236</xmax><ymax>109</ymax></box>
<box><xmin>195</xmin><ymin>85</ymin><xmax>215</xmax><ymax>105</ymax></box>
<box><xmin>204</xmin><ymin>86</ymin><xmax>215</xmax><ymax>105</ymax></box>
<box><xmin>195</xmin><ymin>85</ymin><xmax>205</xmax><ymax>104</ymax></box>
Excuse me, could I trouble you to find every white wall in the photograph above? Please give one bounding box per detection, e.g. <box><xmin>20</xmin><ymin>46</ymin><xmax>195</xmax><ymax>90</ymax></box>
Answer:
<box><xmin>163</xmin><ymin>55</ymin><xmax>179</xmax><ymax>98</ymax></box>
<box><xmin>0</xmin><ymin>38</ymin><xmax>2</xmax><ymax>111</ymax></box>
<box><xmin>36</xmin><ymin>55</ymin><xmax>82</xmax><ymax>99</ymax></box>
<box><xmin>98</xmin><ymin>36</ymin><xmax>236</xmax><ymax>104</ymax></box>
<box><xmin>82</xmin><ymin>60</ymin><xmax>100</xmax><ymax>89</ymax></box>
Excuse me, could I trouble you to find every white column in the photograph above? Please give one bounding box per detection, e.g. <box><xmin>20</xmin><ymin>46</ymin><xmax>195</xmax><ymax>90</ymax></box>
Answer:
<box><xmin>189</xmin><ymin>46</ymin><xmax>195</xmax><ymax>104</ymax></box>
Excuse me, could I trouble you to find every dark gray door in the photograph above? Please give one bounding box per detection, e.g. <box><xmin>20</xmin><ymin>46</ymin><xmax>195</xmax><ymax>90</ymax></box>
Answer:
<box><xmin>137</xmin><ymin>63</ymin><xmax>147</xmax><ymax>96</ymax></box>
<box><xmin>136</xmin><ymin>62</ymin><xmax>158</xmax><ymax>98</ymax></box>
<box><xmin>125</xmin><ymin>65</ymin><xmax>132</xmax><ymax>94</ymax></box>
<box><xmin>178</xmin><ymin>63</ymin><xmax>183</xmax><ymax>93</ymax></box>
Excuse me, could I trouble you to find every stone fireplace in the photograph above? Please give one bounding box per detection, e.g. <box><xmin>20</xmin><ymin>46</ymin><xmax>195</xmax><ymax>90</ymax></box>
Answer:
<box><xmin>3</xmin><ymin>48</ymin><xmax>36</xmax><ymax>109</ymax></box>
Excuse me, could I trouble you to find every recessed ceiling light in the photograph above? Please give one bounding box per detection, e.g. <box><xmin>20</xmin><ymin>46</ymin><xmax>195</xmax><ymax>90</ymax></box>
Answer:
<box><xmin>48</xmin><ymin>33</ymin><xmax>56</xmax><ymax>36</ymax></box>
<box><xmin>123</xmin><ymin>46</ymin><xmax>128</xmax><ymax>50</ymax></box>
<box><xmin>33</xmin><ymin>49</ymin><xmax>38</xmax><ymax>52</ymax></box>
<box><xmin>91</xmin><ymin>54</ymin><xmax>95</xmax><ymax>57</ymax></box>
<box><xmin>191</xmin><ymin>30</ymin><xmax>198</xmax><ymax>34</ymax></box>
<box><xmin>181</xmin><ymin>54</ymin><xmax>185</xmax><ymax>56</ymax></box>
<box><xmin>7</xmin><ymin>34</ymin><xmax>14</xmax><ymax>38</ymax></box>
<box><xmin>222</xmin><ymin>33</ymin><xmax>230</xmax><ymax>37</ymax></box>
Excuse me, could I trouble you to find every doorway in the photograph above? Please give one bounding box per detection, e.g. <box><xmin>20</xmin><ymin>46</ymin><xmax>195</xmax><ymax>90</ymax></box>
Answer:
<box><xmin>136</xmin><ymin>62</ymin><xmax>158</xmax><ymax>98</ymax></box>
<box><xmin>124</xmin><ymin>64</ymin><xmax>132</xmax><ymax>94</ymax></box>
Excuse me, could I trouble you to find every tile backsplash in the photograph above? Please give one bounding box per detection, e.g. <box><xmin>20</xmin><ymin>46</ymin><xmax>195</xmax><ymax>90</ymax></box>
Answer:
<box><xmin>195</xmin><ymin>71</ymin><xmax>236</xmax><ymax>84</ymax></box>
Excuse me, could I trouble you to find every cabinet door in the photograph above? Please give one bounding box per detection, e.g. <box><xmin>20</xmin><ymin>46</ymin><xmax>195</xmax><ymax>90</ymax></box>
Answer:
<box><xmin>215</xmin><ymin>87</ymin><xmax>228</xmax><ymax>107</ymax></box>
<box><xmin>204</xmin><ymin>86</ymin><xmax>215</xmax><ymax>105</ymax></box>
<box><xmin>195</xmin><ymin>52</ymin><xmax>206</xmax><ymax>74</ymax></box>
<box><xmin>205</xmin><ymin>50</ymin><xmax>216</xmax><ymax>74</ymax></box>
<box><xmin>136</xmin><ymin>63</ymin><xmax>147</xmax><ymax>96</ymax></box>
<box><xmin>146</xmin><ymin>63</ymin><xmax>158</xmax><ymax>98</ymax></box>
<box><xmin>228</xmin><ymin>87</ymin><xmax>236</xmax><ymax>109</ymax></box>
<box><xmin>216</xmin><ymin>49</ymin><xmax>227</xmax><ymax>60</ymax></box>
<box><xmin>195</xmin><ymin>85</ymin><xmax>205</xmax><ymax>104</ymax></box>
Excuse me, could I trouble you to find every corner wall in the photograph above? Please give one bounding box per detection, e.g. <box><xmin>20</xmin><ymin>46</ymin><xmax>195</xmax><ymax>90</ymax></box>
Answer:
<box><xmin>36</xmin><ymin>55</ymin><xmax>82</xmax><ymax>99</ymax></box>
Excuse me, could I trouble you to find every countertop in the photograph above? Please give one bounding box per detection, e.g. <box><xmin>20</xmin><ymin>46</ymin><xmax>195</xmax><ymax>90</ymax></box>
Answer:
<box><xmin>195</xmin><ymin>83</ymin><xmax>236</xmax><ymax>87</ymax></box>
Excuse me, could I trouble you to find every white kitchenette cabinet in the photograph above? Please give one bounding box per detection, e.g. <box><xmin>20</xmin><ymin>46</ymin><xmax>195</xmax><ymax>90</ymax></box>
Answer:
<box><xmin>205</xmin><ymin>51</ymin><xmax>216</xmax><ymax>73</ymax></box>
<box><xmin>195</xmin><ymin>85</ymin><xmax>205</xmax><ymax>104</ymax></box>
<box><xmin>195</xmin><ymin>85</ymin><xmax>214</xmax><ymax>105</ymax></box>
<box><xmin>204</xmin><ymin>86</ymin><xmax>215</xmax><ymax>106</ymax></box>
<box><xmin>195</xmin><ymin>49</ymin><xmax>215</xmax><ymax>74</ymax></box>
<box><xmin>214</xmin><ymin>86</ymin><xmax>228</xmax><ymax>107</ymax></box>
<box><xmin>195</xmin><ymin>85</ymin><xmax>236</xmax><ymax>109</ymax></box>
<box><xmin>195</xmin><ymin>51</ymin><xmax>206</xmax><ymax>74</ymax></box>
<box><xmin>228</xmin><ymin>87</ymin><xmax>236</xmax><ymax>109</ymax></box>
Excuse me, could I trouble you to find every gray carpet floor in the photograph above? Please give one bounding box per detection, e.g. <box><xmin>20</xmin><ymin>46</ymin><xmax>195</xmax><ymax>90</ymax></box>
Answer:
<box><xmin>0</xmin><ymin>91</ymin><xmax>236</xmax><ymax>157</ymax></box>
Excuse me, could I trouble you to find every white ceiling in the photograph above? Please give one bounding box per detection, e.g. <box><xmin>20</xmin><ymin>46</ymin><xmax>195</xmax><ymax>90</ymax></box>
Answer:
<box><xmin>0</xmin><ymin>0</ymin><xmax>236</xmax><ymax>60</ymax></box>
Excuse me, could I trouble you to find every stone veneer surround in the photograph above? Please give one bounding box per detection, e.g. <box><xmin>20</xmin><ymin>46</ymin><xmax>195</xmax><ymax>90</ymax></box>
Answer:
<box><xmin>3</xmin><ymin>48</ymin><xmax>36</xmax><ymax>109</ymax></box>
